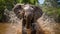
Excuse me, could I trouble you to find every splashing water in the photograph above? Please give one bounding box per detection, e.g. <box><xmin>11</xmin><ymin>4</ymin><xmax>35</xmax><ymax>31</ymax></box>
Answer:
<box><xmin>4</xmin><ymin>9</ymin><xmax>22</xmax><ymax>34</ymax></box>
<box><xmin>37</xmin><ymin>13</ymin><xmax>60</xmax><ymax>34</ymax></box>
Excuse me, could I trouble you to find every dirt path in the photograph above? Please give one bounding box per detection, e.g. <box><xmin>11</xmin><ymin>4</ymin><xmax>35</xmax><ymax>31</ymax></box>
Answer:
<box><xmin>0</xmin><ymin>23</ymin><xmax>22</xmax><ymax>34</ymax></box>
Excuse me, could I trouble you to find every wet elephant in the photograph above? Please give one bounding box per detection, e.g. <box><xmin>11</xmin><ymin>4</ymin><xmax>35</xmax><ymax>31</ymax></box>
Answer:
<box><xmin>13</xmin><ymin>4</ymin><xmax>43</xmax><ymax>34</ymax></box>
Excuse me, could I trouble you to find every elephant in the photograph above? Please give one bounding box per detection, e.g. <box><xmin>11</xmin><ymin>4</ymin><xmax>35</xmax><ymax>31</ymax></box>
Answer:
<box><xmin>13</xmin><ymin>4</ymin><xmax>43</xmax><ymax>34</ymax></box>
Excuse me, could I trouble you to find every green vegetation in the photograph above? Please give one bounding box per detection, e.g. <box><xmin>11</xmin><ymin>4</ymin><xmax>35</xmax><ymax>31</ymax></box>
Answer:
<box><xmin>0</xmin><ymin>0</ymin><xmax>15</xmax><ymax>21</ymax></box>
<box><xmin>0</xmin><ymin>0</ymin><xmax>60</xmax><ymax>22</ymax></box>
<box><xmin>41</xmin><ymin>0</ymin><xmax>60</xmax><ymax>22</ymax></box>
<box><xmin>0</xmin><ymin>0</ymin><xmax>39</xmax><ymax>21</ymax></box>
<box><xmin>41</xmin><ymin>0</ymin><xmax>60</xmax><ymax>17</ymax></box>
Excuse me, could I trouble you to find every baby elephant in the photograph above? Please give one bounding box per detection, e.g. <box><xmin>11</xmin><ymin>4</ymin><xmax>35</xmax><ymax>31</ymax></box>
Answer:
<box><xmin>13</xmin><ymin>4</ymin><xmax>43</xmax><ymax>34</ymax></box>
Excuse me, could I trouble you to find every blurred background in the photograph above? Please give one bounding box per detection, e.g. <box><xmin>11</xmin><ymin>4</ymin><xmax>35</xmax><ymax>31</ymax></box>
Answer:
<box><xmin>0</xmin><ymin>0</ymin><xmax>60</xmax><ymax>34</ymax></box>
<box><xmin>0</xmin><ymin>0</ymin><xmax>60</xmax><ymax>22</ymax></box>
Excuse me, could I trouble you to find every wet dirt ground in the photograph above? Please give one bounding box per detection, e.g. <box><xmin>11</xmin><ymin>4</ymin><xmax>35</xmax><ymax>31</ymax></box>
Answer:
<box><xmin>0</xmin><ymin>23</ymin><xmax>22</xmax><ymax>34</ymax></box>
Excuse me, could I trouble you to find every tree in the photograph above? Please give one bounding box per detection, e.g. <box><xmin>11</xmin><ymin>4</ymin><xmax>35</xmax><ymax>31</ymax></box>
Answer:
<box><xmin>42</xmin><ymin>0</ymin><xmax>60</xmax><ymax>22</ymax></box>
<box><xmin>18</xmin><ymin>0</ymin><xmax>39</xmax><ymax>5</ymax></box>
<box><xmin>42</xmin><ymin>0</ymin><xmax>59</xmax><ymax>14</ymax></box>
<box><xmin>0</xmin><ymin>0</ymin><xmax>18</xmax><ymax>21</ymax></box>
<box><xmin>0</xmin><ymin>0</ymin><xmax>39</xmax><ymax>21</ymax></box>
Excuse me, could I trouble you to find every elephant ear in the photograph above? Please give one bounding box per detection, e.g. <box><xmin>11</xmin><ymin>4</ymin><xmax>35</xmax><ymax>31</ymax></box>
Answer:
<box><xmin>32</xmin><ymin>6</ymin><xmax>43</xmax><ymax>19</ymax></box>
<box><xmin>12</xmin><ymin>4</ymin><xmax>25</xmax><ymax>18</ymax></box>
<box><xmin>12</xmin><ymin>4</ymin><xmax>24</xmax><ymax>14</ymax></box>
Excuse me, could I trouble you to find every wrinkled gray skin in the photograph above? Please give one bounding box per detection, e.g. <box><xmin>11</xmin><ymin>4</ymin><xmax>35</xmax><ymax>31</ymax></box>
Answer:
<box><xmin>4</xmin><ymin>4</ymin><xmax>60</xmax><ymax>34</ymax></box>
<box><xmin>13</xmin><ymin>4</ymin><xmax>43</xmax><ymax>34</ymax></box>
<box><xmin>13</xmin><ymin>4</ymin><xmax>43</xmax><ymax>27</ymax></box>
<box><xmin>13</xmin><ymin>4</ymin><xmax>43</xmax><ymax>19</ymax></box>
<box><xmin>4</xmin><ymin>4</ymin><xmax>43</xmax><ymax>34</ymax></box>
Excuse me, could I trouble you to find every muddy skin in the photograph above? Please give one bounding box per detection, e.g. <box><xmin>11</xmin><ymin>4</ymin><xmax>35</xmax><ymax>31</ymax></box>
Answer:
<box><xmin>13</xmin><ymin>4</ymin><xmax>43</xmax><ymax>34</ymax></box>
